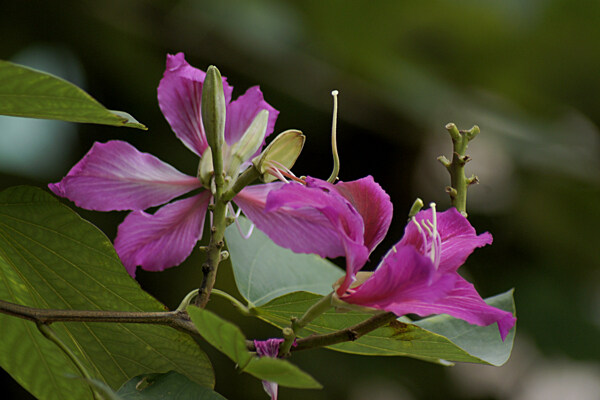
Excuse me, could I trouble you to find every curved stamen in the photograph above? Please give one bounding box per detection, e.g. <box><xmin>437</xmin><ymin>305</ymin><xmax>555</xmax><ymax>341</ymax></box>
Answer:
<box><xmin>265</xmin><ymin>160</ymin><xmax>306</xmax><ymax>184</ymax></box>
<box><xmin>411</xmin><ymin>217</ymin><xmax>429</xmax><ymax>255</ymax></box>
<box><xmin>327</xmin><ymin>90</ymin><xmax>340</xmax><ymax>183</ymax></box>
<box><xmin>267</xmin><ymin>166</ymin><xmax>289</xmax><ymax>183</ymax></box>
<box><xmin>428</xmin><ymin>203</ymin><xmax>441</xmax><ymax>268</ymax></box>
<box><xmin>411</xmin><ymin>203</ymin><xmax>442</xmax><ymax>268</ymax></box>
<box><xmin>228</xmin><ymin>203</ymin><xmax>255</xmax><ymax>239</ymax></box>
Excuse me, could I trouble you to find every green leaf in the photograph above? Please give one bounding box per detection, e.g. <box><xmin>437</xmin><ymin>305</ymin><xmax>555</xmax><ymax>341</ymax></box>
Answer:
<box><xmin>187</xmin><ymin>306</ymin><xmax>322</xmax><ymax>389</ymax></box>
<box><xmin>117</xmin><ymin>372</ymin><xmax>227</xmax><ymax>400</ymax></box>
<box><xmin>225</xmin><ymin>216</ymin><xmax>343</xmax><ymax>307</ymax></box>
<box><xmin>253</xmin><ymin>290</ymin><xmax>516</xmax><ymax>366</ymax></box>
<box><xmin>78</xmin><ymin>372</ymin><xmax>227</xmax><ymax>400</ymax></box>
<box><xmin>0</xmin><ymin>60</ymin><xmax>146</xmax><ymax>129</ymax></box>
<box><xmin>244</xmin><ymin>357</ymin><xmax>322</xmax><ymax>389</ymax></box>
<box><xmin>0</xmin><ymin>186</ymin><xmax>213</xmax><ymax>400</ymax></box>
<box><xmin>187</xmin><ymin>306</ymin><xmax>253</xmax><ymax>369</ymax></box>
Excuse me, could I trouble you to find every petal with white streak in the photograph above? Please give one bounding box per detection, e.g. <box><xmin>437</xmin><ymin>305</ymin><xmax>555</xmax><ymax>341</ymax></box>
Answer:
<box><xmin>114</xmin><ymin>192</ymin><xmax>211</xmax><ymax>277</ymax></box>
<box><xmin>49</xmin><ymin>141</ymin><xmax>201</xmax><ymax>211</ymax></box>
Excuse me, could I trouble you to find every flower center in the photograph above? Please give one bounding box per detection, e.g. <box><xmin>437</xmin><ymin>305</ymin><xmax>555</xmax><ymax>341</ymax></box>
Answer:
<box><xmin>411</xmin><ymin>202</ymin><xmax>441</xmax><ymax>268</ymax></box>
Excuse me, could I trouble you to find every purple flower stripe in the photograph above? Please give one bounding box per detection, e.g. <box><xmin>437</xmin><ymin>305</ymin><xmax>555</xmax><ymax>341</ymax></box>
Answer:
<box><xmin>48</xmin><ymin>141</ymin><xmax>201</xmax><ymax>212</ymax></box>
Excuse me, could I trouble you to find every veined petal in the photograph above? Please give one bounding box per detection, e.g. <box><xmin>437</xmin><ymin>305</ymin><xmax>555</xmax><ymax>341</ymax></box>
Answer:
<box><xmin>234</xmin><ymin>181</ymin><xmax>369</xmax><ymax>286</ymax></box>
<box><xmin>329</xmin><ymin>176</ymin><xmax>392</xmax><ymax>252</ymax></box>
<box><xmin>340</xmin><ymin>245</ymin><xmax>455</xmax><ymax>304</ymax></box>
<box><xmin>158</xmin><ymin>52</ymin><xmax>233</xmax><ymax>156</ymax></box>
<box><xmin>400</xmin><ymin>208</ymin><xmax>493</xmax><ymax>272</ymax></box>
<box><xmin>387</xmin><ymin>276</ymin><xmax>516</xmax><ymax>341</ymax></box>
<box><xmin>48</xmin><ymin>141</ymin><xmax>201</xmax><ymax>211</ymax></box>
<box><xmin>225</xmin><ymin>86</ymin><xmax>279</xmax><ymax>153</ymax></box>
<box><xmin>114</xmin><ymin>191</ymin><xmax>212</xmax><ymax>277</ymax></box>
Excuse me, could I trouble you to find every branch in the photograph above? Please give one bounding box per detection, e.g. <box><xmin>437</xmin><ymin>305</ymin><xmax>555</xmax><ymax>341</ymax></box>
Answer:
<box><xmin>2</xmin><ymin>300</ymin><xmax>398</xmax><ymax>355</ymax></box>
<box><xmin>0</xmin><ymin>299</ymin><xmax>201</xmax><ymax>339</ymax></box>
<box><xmin>248</xmin><ymin>311</ymin><xmax>398</xmax><ymax>353</ymax></box>
<box><xmin>196</xmin><ymin>166</ymin><xmax>260</xmax><ymax>308</ymax></box>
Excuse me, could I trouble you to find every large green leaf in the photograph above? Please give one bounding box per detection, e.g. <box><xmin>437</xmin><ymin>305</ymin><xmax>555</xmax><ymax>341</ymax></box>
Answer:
<box><xmin>253</xmin><ymin>290</ymin><xmax>516</xmax><ymax>366</ymax></box>
<box><xmin>0</xmin><ymin>186</ymin><xmax>213</xmax><ymax>400</ymax></box>
<box><xmin>225</xmin><ymin>216</ymin><xmax>343</xmax><ymax>307</ymax></box>
<box><xmin>187</xmin><ymin>306</ymin><xmax>322</xmax><ymax>389</ymax></box>
<box><xmin>0</xmin><ymin>60</ymin><xmax>146</xmax><ymax>129</ymax></box>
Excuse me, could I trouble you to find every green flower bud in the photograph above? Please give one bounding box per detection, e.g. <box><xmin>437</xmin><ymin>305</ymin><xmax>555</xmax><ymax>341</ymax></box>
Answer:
<box><xmin>253</xmin><ymin>129</ymin><xmax>305</xmax><ymax>182</ymax></box>
<box><xmin>201</xmin><ymin>66</ymin><xmax>226</xmax><ymax>156</ymax></box>
<box><xmin>227</xmin><ymin>109</ymin><xmax>269</xmax><ymax>177</ymax></box>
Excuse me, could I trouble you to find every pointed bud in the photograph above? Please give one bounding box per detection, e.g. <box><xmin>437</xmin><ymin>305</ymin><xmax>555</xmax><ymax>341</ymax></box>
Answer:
<box><xmin>253</xmin><ymin>129</ymin><xmax>305</xmax><ymax>182</ymax></box>
<box><xmin>201</xmin><ymin>66</ymin><xmax>226</xmax><ymax>156</ymax></box>
<box><xmin>227</xmin><ymin>110</ymin><xmax>269</xmax><ymax>177</ymax></box>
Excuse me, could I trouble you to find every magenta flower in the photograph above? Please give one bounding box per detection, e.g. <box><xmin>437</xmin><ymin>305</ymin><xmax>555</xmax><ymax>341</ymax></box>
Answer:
<box><xmin>253</xmin><ymin>338</ymin><xmax>285</xmax><ymax>400</ymax></box>
<box><xmin>49</xmin><ymin>53</ymin><xmax>279</xmax><ymax>277</ymax></box>
<box><xmin>341</xmin><ymin>207</ymin><xmax>516</xmax><ymax>340</ymax></box>
<box><xmin>235</xmin><ymin>175</ymin><xmax>393</xmax><ymax>295</ymax></box>
<box><xmin>240</xmin><ymin>177</ymin><xmax>516</xmax><ymax>340</ymax></box>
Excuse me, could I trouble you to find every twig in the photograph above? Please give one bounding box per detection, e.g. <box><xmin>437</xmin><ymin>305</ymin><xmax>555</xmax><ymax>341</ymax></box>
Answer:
<box><xmin>0</xmin><ymin>299</ymin><xmax>201</xmax><ymax>339</ymax></box>
<box><xmin>247</xmin><ymin>311</ymin><xmax>398</xmax><ymax>353</ymax></box>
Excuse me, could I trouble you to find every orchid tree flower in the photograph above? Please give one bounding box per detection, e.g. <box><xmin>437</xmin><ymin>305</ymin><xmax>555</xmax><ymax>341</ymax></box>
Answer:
<box><xmin>49</xmin><ymin>53</ymin><xmax>283</xmax><ymax>277</ymax></box>
<box><xmin>235</xmin><ymin>175</ymin><xmax>393</xmax><ymax>294</ymax></box>
<box><xmin>253</xmin><ymin>338</ymin><xmax>285</xmax><ymax>400</ymax></box>
<box><xmin>239</xmin><ymin>177</ymin><xmax>516</xmax><ymax>340</ymax></box>
<box><xmin>340</xmin><ymin>207</ymin><xmax>516</xmax><ymax>340</ymax></box>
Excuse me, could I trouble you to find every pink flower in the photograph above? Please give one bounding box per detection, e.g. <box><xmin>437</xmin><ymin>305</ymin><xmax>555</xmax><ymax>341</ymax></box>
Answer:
<box><xmin>253</xmin><ymin>338</ymin><xmax>284</xmax><ymax>400</ymax></box>
<box><xmin>235</xmin><ymin>175</ymin><xmax>393</xmax><ymax>295</ymax></box>
<box><xmin>341</xmin><ymin>207</ymin><xmax>516</xmax><ymax>340</ymax></box>
<box><xmin>242</xmin><ymin>177</ymin><xmax>515</xmax><ymax>340</ymax></box>
<box><xmin>49</xmin><ymin>53</ymin><xmax>279</xmax><ymax>277</ymax></box>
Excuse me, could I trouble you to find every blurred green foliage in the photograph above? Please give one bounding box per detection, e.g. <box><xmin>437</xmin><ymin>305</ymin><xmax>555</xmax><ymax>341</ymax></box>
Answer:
<box><xmin>1</xmin><ymin>0</ymin><xmax>598</xmax><ymax>399</ymax></box>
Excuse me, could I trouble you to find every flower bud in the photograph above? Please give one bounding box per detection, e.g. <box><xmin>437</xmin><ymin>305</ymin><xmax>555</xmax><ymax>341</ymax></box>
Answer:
<box><xmin>201</xmin><ymin>66</ymin><xmax>226</xmax><ymax>156</ymax></box>
<box><xmin>253</xmin><ymin>129</ymin><xmax>305</xmax><ymax>182</ymax></box>
<box><xmin>227</xmin><ymin>109</ymin><xmax>269</xmax><ymax>177</ymax></box>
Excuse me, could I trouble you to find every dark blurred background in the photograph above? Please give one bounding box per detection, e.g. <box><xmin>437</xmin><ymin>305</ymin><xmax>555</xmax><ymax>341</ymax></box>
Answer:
<box><xmin>1</xmin><ymin>1</ymin><xmax>599</xmax><ymax>399</ymax></box>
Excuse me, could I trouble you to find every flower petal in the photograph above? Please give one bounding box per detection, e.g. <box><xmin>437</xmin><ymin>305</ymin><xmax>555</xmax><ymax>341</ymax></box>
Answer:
<box><xmin>341</xmin><ymin>245</ymin><xmax>455</xmax><ymax>304</ymax></box>
<box><xmin>234</xmin><ymin>180</ymin><xmax>369</xmax><ymax>291</ymax></box>
<box><xmin>48</xmin><ymin>141</ymin><xmax>201</xmax><ymax>211</ymax></box>
<box><xmin>400</xmin><ymin>208</ymin><xmax>493</xmax><ymax>272</ymax></box>
<box><xmin>386</xmin><ymin>276</ymin><xmax>516</xmax><ymax>341</ymax></box>
<box><xmin>157</xmin><ymin>52</ymin><xmax>233</xmax><ymax>156</ymax></box>
<box><xmin>254</xmin><ymin>338</ymin><xmax>284</xmax><ymax>400</ymax></box>
<box><xmin>225</xmin><ymin>86</ymin><xmax>279</xmax><ymax>153</ymax></box>
<box><xmin>328</xmin><ymin>176</ymin><xmax>392</xmax><ymax>252</ymax></box>
<box><xmin>261</xmin><ymin>381</ymin><xmax>278</xmax><ymax>400</ymax></box>
<box><xmin>254</xmin><ymin>338</ymin><xmax>284</xmax><ymax>358</ymax></box>
<box><xmin>114</xmin><ymin>192</ymin><xmax>211</xmax><ymax>277</ymax></box>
